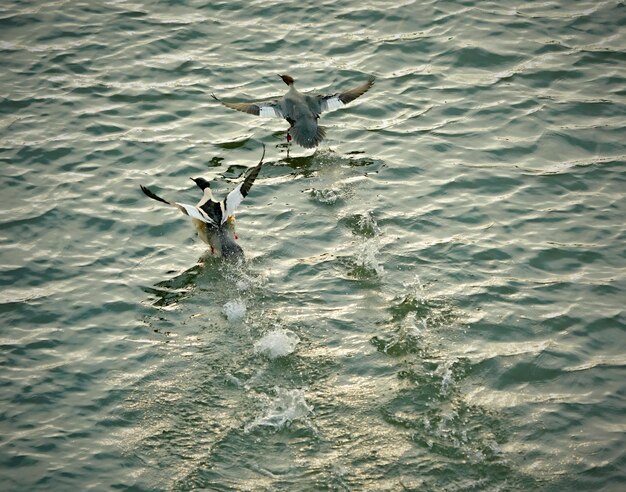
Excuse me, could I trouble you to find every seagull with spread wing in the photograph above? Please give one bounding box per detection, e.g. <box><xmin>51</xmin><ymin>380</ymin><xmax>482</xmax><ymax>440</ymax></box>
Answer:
<box><xmin>140</xmin><ymin>145</ymin><xmax>265</xmax><ymax>259</ymax></box>
<box><xmin>212</xmin><ymin>74</ymin><xmax>375</xmax><ymax>151</ymax></box>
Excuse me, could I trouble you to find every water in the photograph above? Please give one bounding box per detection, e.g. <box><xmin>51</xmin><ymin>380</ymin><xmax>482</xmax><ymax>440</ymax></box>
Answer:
<box><xmin>1</xmin><ymin>0</ymin><xmax>625</xmax><ymax>490</ymax></box>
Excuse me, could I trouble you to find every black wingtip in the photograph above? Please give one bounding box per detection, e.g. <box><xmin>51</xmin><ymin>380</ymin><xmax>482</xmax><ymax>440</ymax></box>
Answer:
<box><xmin>210</xmin><ymin>93</ymin><xmax>219</xmax><ymax>101</ymax></box>
<box><xmin>191</xmin><ymin>177</ymin><xmax>211</xmax><ymax>191</ymax></box>
<box><xmin>257</xmin><ymin>143</ymin><xmax>266</xmax><ymax>166</ymax></box>
<box><xmin>140</xmin><ymin>184</ymin><xmax>169</xmax><ymax>205</ymax></box>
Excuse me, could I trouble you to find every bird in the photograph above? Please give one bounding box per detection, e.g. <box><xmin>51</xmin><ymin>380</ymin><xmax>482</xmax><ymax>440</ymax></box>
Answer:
<box><xmin>140</xmin><ymin>145</ymin><xmax>265</xmax><ymax>259</ymax></box>
<box><xmin>212</xmin><ymin>74</ymin><xmax>375</xmax><ymax>152</ymax></box>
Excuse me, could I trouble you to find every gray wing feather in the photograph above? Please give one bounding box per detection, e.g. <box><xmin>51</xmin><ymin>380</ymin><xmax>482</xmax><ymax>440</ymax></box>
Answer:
<box><xmin>211</xmin><ymin>93</ymin><xmax>283</xmax><ymax>118</ymax></box>
<box><xmin>318</xmin><ymin>75</ymin><xmax>375</xmax><ymax>113</ymax></box>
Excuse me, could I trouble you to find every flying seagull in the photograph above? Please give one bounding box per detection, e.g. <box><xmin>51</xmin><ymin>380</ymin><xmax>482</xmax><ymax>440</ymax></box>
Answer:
<box><xmin>140</xmin><ymin>145</ymin><xmax>265</xmax><ymax>259</ymax></box>
<box><xmin>212</xmin><ymin>74</ymin><xmax>375</xmax><ymax>151</ymax></box>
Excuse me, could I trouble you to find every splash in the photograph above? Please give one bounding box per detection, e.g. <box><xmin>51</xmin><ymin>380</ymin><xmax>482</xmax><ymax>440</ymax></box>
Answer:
<box><xmin>245</xmin><ymin>387</ymin><xmax>313</xmax><ymax>432</ymax></box>
<box><xmin>403</xmin><ymin>274</ymin><xmax>425</xmax><ymax>296</ymax></box>
<box><xmin>254</xmin><ymin>329</ymin><xmax>300</xmax><ymax>359</ymax></box>
<box><xmin>435</xmin><ymin>359</ymin><xmax>457</xmax><ymax>395</ymax></box>
<box><xmin>401</xmin><ymin>312</ymin><xmax>424</xmax><ymax>338</ymax></box>
<box><xmin>342</xmin><ymin>210</ymin><xmax>381</xmax><ymax>237</ymax></box>
<box><xmin>355</xmin><ymin>239</ymin><xmax>384</xmax><ymax>277</ymax></box>
<box><xmin>233</xmin><ymin>268</ymin><xmax>265</xmax><ymax>292</ymax></box>
<box><xmin>236</xmin><ymin>280</ymin><xmax>250</xmax><ymax>291</ymax></box>
<box><xmin>355</xmin><ymin>211</ymin><xmax>381</xmax><ymax>237</ymax></box>
<box><xmin>311</xmin><ymin>187</ymin><xmax>341</xmax><ymax>204</ymax></box>
<box><xmin>222</xmin><ymin>299</ymin><xmax>246</xmax><ymax>322</ymax></box>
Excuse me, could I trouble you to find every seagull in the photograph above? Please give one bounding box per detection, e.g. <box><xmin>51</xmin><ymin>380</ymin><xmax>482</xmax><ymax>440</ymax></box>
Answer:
<box><xmin>140</xmin><ymin>145</ymin><xmax>265</xmax><ymax>259</ymax></box>
<box><xmin>212</xmin><ymin>74</ymin><xmax>375</xmax><ymax>152</ymax></box>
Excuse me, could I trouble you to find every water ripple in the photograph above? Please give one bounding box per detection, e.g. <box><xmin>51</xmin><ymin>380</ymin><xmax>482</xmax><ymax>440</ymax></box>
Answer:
<box><xmin>1</xmin><ymin>0</ymin><xmax>625</xmax><ymax>490</ymax></box>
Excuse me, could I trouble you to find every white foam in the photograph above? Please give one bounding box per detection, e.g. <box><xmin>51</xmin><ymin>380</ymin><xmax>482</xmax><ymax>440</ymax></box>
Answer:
<box><xmin>311</xmin><ymin>188</ymin><xmax>340</xmax><ymax>204</ymax></box>
<box><xmin>222</xmin><ymin>299</ymin><xmax>246</xmax><ymax>322</ymax></box>
<box><xmin>254</xmin><ymin>329</ymin><xmax>300</xmax><ymax>359</ymax></box>
<box><xmin>245</xmin><ymin>387</ymin><xmax>313</xmax><ymax>432</ymax></box>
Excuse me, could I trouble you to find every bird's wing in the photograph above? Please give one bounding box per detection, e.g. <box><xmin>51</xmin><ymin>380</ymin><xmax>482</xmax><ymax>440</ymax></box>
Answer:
<box><xmin>222</xmin><ymin>144</ymin><xmax>265</xmax><ymax>223</ymax></box>
<box><xmin>317</xmin><ymin>75</ymin><xmax>375</xmax><ymax>113</ymax></box>
<box><xmin>140</xmin><ymin>185</ymin><xmax>217</xmax><ymax>226</ymax></box>
<box><xmin>211</xmin><ymin>94</ymin><xmax>283</xmax><ymax>118</ymax></box>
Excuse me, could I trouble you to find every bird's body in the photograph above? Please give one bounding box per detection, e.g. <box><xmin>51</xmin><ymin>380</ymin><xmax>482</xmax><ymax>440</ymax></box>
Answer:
<box><xmin>140</xmin><ymin>146</ymin><xmax>265</xmax><ymax>259</ymax></box>
<box><xmin>189</xmin><ymin>191</ymin><xmax>242</xmax><ymax>258</ymax></box>
<box><xmin>212</xmin><ymin>74</ymin><xmax>375</xmax><ymax>149</ymax></box>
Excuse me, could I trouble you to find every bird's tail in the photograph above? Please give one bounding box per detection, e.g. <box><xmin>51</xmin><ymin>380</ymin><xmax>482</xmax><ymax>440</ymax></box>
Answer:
<box><xmin>292</xmin><ymin>123</ymin><xmax>327</xmax><ymax>148</ymax></box>
<box><xmin>314</xmin><ymin>126</ymin><xmax>327</xmax><ymax>147</ymax></box>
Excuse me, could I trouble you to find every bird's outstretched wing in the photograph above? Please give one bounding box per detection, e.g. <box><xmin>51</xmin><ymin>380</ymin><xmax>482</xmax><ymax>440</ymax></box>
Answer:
<box><xmin>222</xmin><ymin>144</ymin><xmax>265</xmax><ymax>222</ymax></box>
<box><xmin>317</xmin><ymin>75</ymin><xmax>375</xmax><ymax>113</ymax></box>
<box><xmin>140</xmin><ymin>185</ymin><xmax>217</xmax><ymax>226</ymax></box>
<box><xmin>211</xmin><ymin>94</ymin><xmax>283</xmax><ymax>118</ymax></box>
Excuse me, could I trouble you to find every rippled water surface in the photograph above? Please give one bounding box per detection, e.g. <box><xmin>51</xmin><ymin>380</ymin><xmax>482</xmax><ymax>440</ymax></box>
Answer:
<box><xmin>2</xmin><ymin>0</ymin><xmax>625</xmax><ymax>490</ymax></box>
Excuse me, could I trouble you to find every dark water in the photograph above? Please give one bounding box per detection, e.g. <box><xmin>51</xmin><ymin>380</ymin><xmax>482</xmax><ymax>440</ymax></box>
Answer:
<box><xmin>1</xmin><ymin>0</ymin><xmax>625</xmax><ymax>490</ymax></box>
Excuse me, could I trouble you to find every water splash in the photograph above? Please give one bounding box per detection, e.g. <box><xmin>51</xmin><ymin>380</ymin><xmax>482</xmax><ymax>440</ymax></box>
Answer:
<box><xmin>311</xmin><ymin>187</ymin><xmax>342</xmax><ymax>205</ymax></box>
<box><xmin>233</xmin><ymin>268</ymin><xmax>265</xmax><ymax>292</ymax></box>
<box><xmin>222</xmin><ymin>299</ymin><xmax>246</xmax><ymax>322</ymax></box>
<box><xmin>254</xmin><ymin>328</ymin><xmax>300</xmax><ymax>359</ymax></box>
<box><xmin>403</xmin><ymin>274</ymin><xmax>425</xmax><ymax>296</ymax></box>
<box><xmin>435</xmin><ymin>358</ymin><xmax>457</xmax><ymax>396</ymax></box>
<box><xmin>355</xmin><ymin>211</ymin><xmax>381</xmax><ymax>237</ymax></box>
<box><xmin>342</xmin><ymin>210</ymin><xmax>381</xmax><ymax>237</ymax></box>
<box><xmin>245</xmin><ymin>387</ymin><xmax>313</xmax><ymax>432</ymax></box>
<box><xmin>354</xmin><ymin>239</ymin><xmax>384</xmax><ymax>277</ymax></box>
<box><xmin>401</xmin><ymin>312</ymin><xmax>424</xmax><ymax>338</ymax></box>
<box><xmin>339</xmin><ymin>210</ymin><xmax>385</xmax><ymax>279</ymax></box>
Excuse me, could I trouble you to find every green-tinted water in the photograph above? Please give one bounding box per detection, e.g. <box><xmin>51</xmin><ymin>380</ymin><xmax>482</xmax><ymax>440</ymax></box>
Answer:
<box><xmin>1</xmin><ymin>0</ymin><xmax>625</xmax><ymax>490</ymax></box>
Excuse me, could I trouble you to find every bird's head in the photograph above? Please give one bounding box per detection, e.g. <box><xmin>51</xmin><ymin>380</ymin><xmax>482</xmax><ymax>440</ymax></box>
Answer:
<box><xmin>278</xmin><ymin>74</ymin><xmax>295</xmax><ymax>86</ymax></box>
<box><xmin>191</xmin><ymin>177</ymin><xmax>211</xmax><ymax>191</ymax></box>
